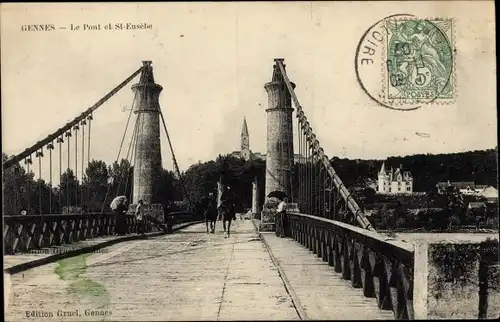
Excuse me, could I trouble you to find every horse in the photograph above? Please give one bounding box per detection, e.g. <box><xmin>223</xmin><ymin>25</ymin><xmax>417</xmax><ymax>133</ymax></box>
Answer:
<box><xmin>218</xmin><ymin>202</ymin><xmax>236</xmax><ymax>238</ymax></box>
<box><xmin>204</xmin><ymin>200</ymin><xmax>218</xmax><ymax>234</ymax></box>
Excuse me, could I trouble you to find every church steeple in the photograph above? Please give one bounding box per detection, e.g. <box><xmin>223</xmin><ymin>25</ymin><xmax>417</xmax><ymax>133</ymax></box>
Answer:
<box><xmin>241</xmin><ymin>117</ymin><xmax>249</xmax><ymax>151</ymax></box>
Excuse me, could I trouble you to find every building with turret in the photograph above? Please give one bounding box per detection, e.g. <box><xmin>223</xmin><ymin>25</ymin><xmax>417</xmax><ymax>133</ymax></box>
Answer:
<box><xmin>377</xmin><ymin>162</ymin><xmax>413</xmax><ymax>194</ymax></box>
<box><xmin>230</xmin><ymin>117</ymin><xmax>304</xmax><ymax>163</ymax></box>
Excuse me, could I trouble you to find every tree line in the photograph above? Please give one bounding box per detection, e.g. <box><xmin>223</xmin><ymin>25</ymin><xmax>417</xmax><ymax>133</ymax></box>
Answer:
<box><xmin>3</xmin><ymin>147</ymin><xmax>497</xmax><ymax>227</ymax></box>
<box><xmin>331</xmin><ymin>148</ymin><xmax>498</xmax><ymax>192</ymax></box>
<box><xmin>2</xmin><ymin>153</ymin><xmax>179</xmax><ymax>215</ymax></box>
<box><xmin>181</xmin><ymin>155</ymin><xmax>266</xmax><ymax>214</ymax></box>
<box><xmin>2</xmin><ymin>152</ymin><xmax>267</xmax><ymax>216</ymax></box>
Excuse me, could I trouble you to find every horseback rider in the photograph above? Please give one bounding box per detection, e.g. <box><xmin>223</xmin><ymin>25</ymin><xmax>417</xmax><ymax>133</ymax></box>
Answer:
<box><xmin>207</xmin><ymin>193</ymin><xmax>217</xmax><ymax>216</ymax></box>
<box><xmin>204</xmin><ymin>193</ymin><xmax>218</xmax><ymax>233</ymax></box>
<box><xmin>220</xmin><ymin>186</ymin><xmax>236</xmax><ymax>221</ymax></box>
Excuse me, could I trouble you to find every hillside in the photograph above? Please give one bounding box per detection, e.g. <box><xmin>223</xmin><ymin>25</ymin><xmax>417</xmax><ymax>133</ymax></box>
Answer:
<box><xmin>330</xmin><ymin>148</ymin><xmax>498</xmax><ymax>192</ymax></box>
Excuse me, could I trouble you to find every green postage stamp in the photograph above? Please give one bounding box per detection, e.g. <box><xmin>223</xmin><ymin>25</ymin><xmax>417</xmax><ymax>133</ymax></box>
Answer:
<box><xmin>383</xmin><ymin>18</ymin><xmax>455</xmax><ymax>105</ymax></box>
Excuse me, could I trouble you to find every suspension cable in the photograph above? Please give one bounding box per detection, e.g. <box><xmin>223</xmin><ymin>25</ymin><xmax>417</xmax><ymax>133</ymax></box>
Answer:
<box><xmin>297</xmin><ymin>118</ymin><xmax>301</xmax><ymax>210</ymax></box>
<box><xmin>307</xmin><ymin>145</ymin><xmax>311</xmax><ymax>215</ymax></box>
<box><xmin>304</xmin><ymin>131</ymin><xmax>307</xmax><ymax>212</ymax></box>
<box><xmin>87</xmin><ymin>114</ymin><xmax>92</xmax><ymax>209</ymax></box>
<box><xmin>123</xmin><ymin>119</ymin><xmax>139</xmax><ymax>199</ymax></box>
<box><xmin>3</xmin><ymin>67</ymin><xmax>143</xmax><ymax>171</ymax></box>
<box><xmin>289</xmin><ymin>117</ymin><xmax>294</xmax><ymax>203</ymax></box>
<box><xmin>25</xmin><ymin>156</ymin><xmax>32</xmax><ymax>213</ymax></box>
<box><xmin>323</xmin><ymin>167</ymin><xmax>327</xmax><ymax>217</ymax></box>
<box><xmin>65</xmin><ymin>131</ymin><xmax>71</xmax><ymax>210</ymax></box>
<box><xmin>100</xmin><ymin>95</ymin><xmax>138</xmax><ymax>213</ymax></box>
<box><xmin>126</xmin><ymin>116</ymin><xmax>140</xmax><ymax>202</ymax></box>
<box><xmin>117</xmin><ymin>91</ymin><xmax>138</xmax><ymax>196</ymax></box>
<box><xmin>319</xmin><ymin>164</ymin><xmax>323</xmax><ymax>217</ymax></box>
<box><xmin>303</xmin><ymin>136</ymin><xmax>306</xmax><ymax>213</ymax></box>
<box><xmin>312</xmin><ymin>150</ymin><xmax>316</xmax><ymax>215</ymax></box>
<box><xmin>127</xmin><ymin>126</ymin><xmax>139</xmax><ymax>203</ymax></box>
<box><xmin>48</xmin><ymin>142</ymin><xmax>54</xmax><ymax>214</ymax></box>
<box><xmin>159</xmin><ymin>109</ymin><xmax>194</xmax><ymax>212</ymax></box>
<box><xmin>300</xmin><ymin>129</ymin><xmax>304</xmax><ymax>212</ymax></box>
<box><xmin>81</xmin><ymin>120</ymin><xmax>86</xmax><ymax>208</ymax></box>
<box><xmin>119</xmin><ymin>113</ymin><xmax>139</xmax><ymax>196</ymax></box>
<box><xmin>57</xmin><ymin>137</ymin><xmax>63</xmax><ymax>213</ymax></box>
<box><xmin>74</xmin><ymin>125</ymin><xmax>79</xmax><ymax>208</ymax></box>
<box><xmin>116</xmin><ymin>92</ymin><xmax>137</xmax><ymax>166</ymax></box>
<box><xmin>275</xmin><ymin>60</ymin><xmax>375</xmax><ymax>232</ymax></box>
<box><xmin>36</xmin><ymin>149</ymin><xmax>43</xmax><ymax>215</ymax></box>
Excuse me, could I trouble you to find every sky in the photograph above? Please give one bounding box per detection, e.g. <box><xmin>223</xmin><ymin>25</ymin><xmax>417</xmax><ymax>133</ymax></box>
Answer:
<box><xmin>1</xmin><ymin>2</ymin><xmax>497</xmax><ymax>185</ymax></box>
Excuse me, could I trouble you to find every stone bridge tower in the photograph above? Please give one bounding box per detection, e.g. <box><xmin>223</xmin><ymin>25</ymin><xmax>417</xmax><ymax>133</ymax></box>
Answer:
<box><xmin>260</xmin><ymin>59</ymin><xmax>295</xmax><ymax>231</ymax></box>
<box><xmin>264</xmin><ymin>59</ymin><xmax>295</xmax><ymax>198</ymax></box>
<box><xmin>131</xmin><ymin>61</ymin><xmax>163</xmax><ymax>205</ymax></box>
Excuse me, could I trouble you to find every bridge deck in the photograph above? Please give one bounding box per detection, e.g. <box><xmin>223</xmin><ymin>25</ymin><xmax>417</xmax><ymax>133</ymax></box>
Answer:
<box><xmin>5</xmin><ymin>220</ymin><xmax>393</xmax><ymax>321</ymax></box>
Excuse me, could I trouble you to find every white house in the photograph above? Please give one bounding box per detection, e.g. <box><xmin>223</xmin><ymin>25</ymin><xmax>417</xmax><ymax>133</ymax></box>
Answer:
<box><xmin>377</xmin><ymin>162</ymin><xmax>413</xmax><ymax>194</ymax></box>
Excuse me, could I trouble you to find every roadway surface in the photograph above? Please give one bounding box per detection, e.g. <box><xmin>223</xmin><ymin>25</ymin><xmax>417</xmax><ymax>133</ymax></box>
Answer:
<box><xmin>5</xmin><ymin>220</ymin><xmax>392</xmax><ymax>321</ymax></box>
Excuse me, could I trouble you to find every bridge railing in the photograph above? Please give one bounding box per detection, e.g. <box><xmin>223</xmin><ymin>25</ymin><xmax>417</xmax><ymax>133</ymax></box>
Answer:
<box><xmin>3</xmin><ymin>211</ymin><xmax>203</xmax><ymax>255</ymax></box>
<box><xmin>3</xmin><ymin>213</ymin><xmax>131</xmax><ymax>255</ymax></box>
<box><xmin>276</xmin><ymin>212</ymin><xmax>500</xmax><ymax>319</ymax></box>
<box><xmin>279</xmin><ymin>212</ymin><xmax>414</xmax><ymax>319</ymax></box>
<box><xmin>164</xmin><ymin>211</ymin><xmax>203</xmax><ymax>232</ymax></box>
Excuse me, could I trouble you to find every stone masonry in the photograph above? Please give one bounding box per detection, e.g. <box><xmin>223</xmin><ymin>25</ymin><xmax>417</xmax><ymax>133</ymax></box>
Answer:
<box><xmin>131</xmin><ymin>61</ymin><xmax>163</xmax><ymax>205</ymax></box>
<box><xmin>251</xmin><ymin>177</ymin><xmax>260</xmax><ymax>216</ymax></box>
<box><xmin>261</xmin><ymin>59</ymin><xmax>295</xmax><ymax>231</ymax></box>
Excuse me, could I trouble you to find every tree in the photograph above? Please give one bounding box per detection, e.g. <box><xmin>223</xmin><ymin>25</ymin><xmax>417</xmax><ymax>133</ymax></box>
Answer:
<box><xmin>153</xmin><ymin>168</ymin><xmax>178</xmax><ymax>208</ymax></box>
<box><xmin>3</xmin><ymin>153</ymin><xmax>24</xmax><ymax>214</ymax></box>
<box><xmin>59</xmin><ymin>169</ymin><xmax>80</xmax><ymax>211</ymax></box>
<box><xmin>108</xmin><ymin>159</ymin><xmax>133</xmax><ymax>196</ymax></box>
<box><xmin>82</xmin><ymin>160</ymin><xmax>110</xmax><ymax>212</ymax></box>
<box><xmin>2</xmin><ymin>153</ymin><xmax>57</xmax><ymax>215</ymax></box>
<box><xmin>180</xmin><ymin>154</ymin><xmax>266</xmax><ymax>214</ymax></box>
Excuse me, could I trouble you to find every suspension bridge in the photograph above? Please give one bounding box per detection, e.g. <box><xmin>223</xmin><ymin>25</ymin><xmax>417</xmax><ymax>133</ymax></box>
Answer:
<box><xmin>3</xmin><ymin>59</ymin><xmax>499</xmax><ymax>320</ymax></box>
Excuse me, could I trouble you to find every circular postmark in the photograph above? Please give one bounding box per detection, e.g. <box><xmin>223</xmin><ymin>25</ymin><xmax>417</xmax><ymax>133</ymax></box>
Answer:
<box><xmin>355</xmin><ymin>14</ymin><xmax>455</xmax><ymax>111</ymax></box>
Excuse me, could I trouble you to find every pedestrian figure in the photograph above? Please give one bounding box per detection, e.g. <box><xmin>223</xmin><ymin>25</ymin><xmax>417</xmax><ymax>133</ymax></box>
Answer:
<box><xmin>111</xmin><ymin>196</ymin><xmax>129</xmax><ymax>235</ymax></box>
<box><xmin>277</xmin><ymin>197</ymin><xmax>288</xmax><ymax>237</ymax></box>
<box><xmin>135</xmin><ymin>200</ymin><xmax>146</xmax><ymax>235</ymax></box>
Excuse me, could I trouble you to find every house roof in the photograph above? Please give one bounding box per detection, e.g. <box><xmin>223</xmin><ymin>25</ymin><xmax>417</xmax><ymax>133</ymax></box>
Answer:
<box><xmin>436</xmin><ymin>181</ymin><xmax>475</xmax><ymax>189</ymax></box>
<box><xmin>379</xmin><ymin>162</ymin><xmax>386</xmax><ymax>174</ymax></box>
<box><xmin>468</xmin><ymin>201</ymin><xmax>487</xmax><ymax>208</ymax></box>
<box><xmin>480</xmin><ymin>186</ymin><xmax>498</xmax><ymax>198</ymax></box>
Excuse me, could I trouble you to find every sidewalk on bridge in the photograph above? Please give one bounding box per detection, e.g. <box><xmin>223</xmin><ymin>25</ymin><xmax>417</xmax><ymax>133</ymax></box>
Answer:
<box><xmin>259</xmin><ymin>230</ymin><xmax>395</xmax><ymax>320</ymax></box>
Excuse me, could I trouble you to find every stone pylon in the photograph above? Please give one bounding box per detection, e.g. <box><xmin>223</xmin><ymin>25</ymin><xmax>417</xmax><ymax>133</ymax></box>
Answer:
<box><xmin>131</xmin><ymin>61</ymin><xmax>163</xmax><ymax>205</ymax></box>
<box><xmin>217</xmin><ymin>178</ymin><xmax>223</xmax><ymax>209</ymax></box>
<box><xmin>260</xmin><ymin>59</ymin><xmax>295</xmax><ymax>231</ymax></box>
<box><xmin>263</xmin><ymin>59</ymin><xmax>295</xmax><ymax>197</ymax></box>
<box><xmin>251</xmin><ymin>177</ymin><xmax>260</xmax><ymax>216</ymax></box>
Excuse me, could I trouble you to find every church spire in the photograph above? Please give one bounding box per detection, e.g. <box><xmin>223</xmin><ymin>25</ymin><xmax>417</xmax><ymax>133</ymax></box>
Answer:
<box><xmin>241</xmin><ymin>117</ymin><xmax>250</xmax><ymax>151</ymax></box>
<box><xmin>241</xmin><ymin>117</ymin><xmax>249</xmax><ymax>137</ymax></box>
